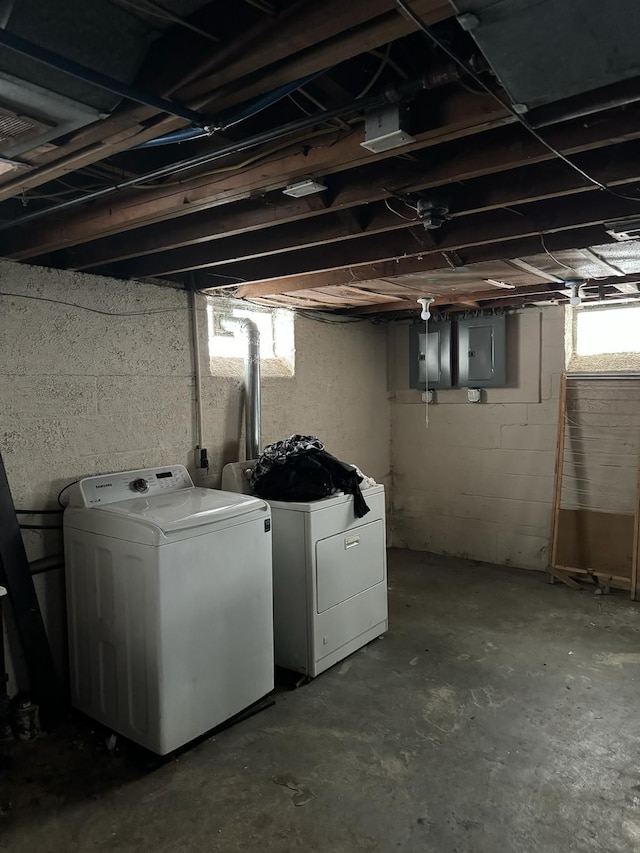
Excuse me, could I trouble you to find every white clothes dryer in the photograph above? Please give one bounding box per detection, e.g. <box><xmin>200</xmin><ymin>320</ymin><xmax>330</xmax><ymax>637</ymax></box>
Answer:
<box><xmin>222</xmin><ymin>461</ymin><xmax>388</xmax><ymax>678</ymax></box>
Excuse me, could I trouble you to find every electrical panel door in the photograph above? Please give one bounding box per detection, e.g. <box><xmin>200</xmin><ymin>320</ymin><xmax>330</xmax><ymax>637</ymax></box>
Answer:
<box><xmin>457</xmin><ymin>315</ymin><xmax>506</xmax><ymax>387</ymax></box>
<box><xmin>409</xmin><ymin>321</ymin><xmax>453</xmax><ymax>389</ymax></box>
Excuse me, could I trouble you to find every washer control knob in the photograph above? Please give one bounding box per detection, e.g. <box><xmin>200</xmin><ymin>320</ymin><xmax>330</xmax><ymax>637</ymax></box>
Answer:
<box><xmin>131</xmin><ymin>478</ymin><xmax>149</xmax><ymax>493</ymax></box>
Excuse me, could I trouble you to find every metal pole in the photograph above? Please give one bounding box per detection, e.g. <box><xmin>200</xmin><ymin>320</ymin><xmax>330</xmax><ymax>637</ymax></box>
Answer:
<box><xmin>240</xmin><ymin>320</ymin><xmax>261</xmax><ymax>460</ymax></box>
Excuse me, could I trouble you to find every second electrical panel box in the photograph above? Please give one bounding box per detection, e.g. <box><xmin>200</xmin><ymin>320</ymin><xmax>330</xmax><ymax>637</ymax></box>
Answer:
<box><xmin>457</xmin><ymin>315</ymin><xmax>506</xmax><ymax>387</ymax></box>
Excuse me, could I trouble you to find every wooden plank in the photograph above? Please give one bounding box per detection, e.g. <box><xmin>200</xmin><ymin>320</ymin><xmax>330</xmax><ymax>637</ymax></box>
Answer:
<box><xmin>33</xmin><ymin>103</ymin><xmax>640</xmax><ymax>271</ymax></box>
<box><xmin>553</xmin><ymin>565</ymin><xmax>631</xmax><ymax>591</ymax></box>
<box><xmin>554</xmin><ymin>508</ymin><xmax>636</xmax><ymax>577</ymax></box>
<box><xmin>232</xmin><ymin>224</ymin><xmax>609</xmax><ymax>298</ymax></box>
<box><xmin>549</xmin><ymin>374</ymin><xmax>568</xmax><ymax>577</ymax></box>
<box><xmin>180</xmin><ymin>0</ymin><xmax>451</xmax><ymax>101</ymax></box>
<box><xmin>108</xmin><ymin>146</ymin><xmax>640</xmax><ymax>277</ymax></box>
<box><xmin>1</xmin><ymin>93</ymin><xmax>513</xmax><ymax>260</ymax></box>
<box><xmin>547</xmin><ymin>567</ymin><xmax>583</xmax><ymax>590</ymax></box>
<box><xmin>66</xmin><ymin>115</ymin><xmax>640</xmax><ymax>269</ymax></box>
<box><xmin>216</xmin><ymin>191</ymin><xmax>640</xmax><ymax>287</ymax></box>
<box><xmin>0</xmin><ymin>1</ymin><xmax>452</xmax><ymax>205</ymax></box>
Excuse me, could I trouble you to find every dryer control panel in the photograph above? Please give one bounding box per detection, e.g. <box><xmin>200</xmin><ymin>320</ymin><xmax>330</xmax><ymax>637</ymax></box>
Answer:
<box><xmin>71</xmin><ymin>465</ymin><xmax>193</xmax><ymax>507</ymax></box>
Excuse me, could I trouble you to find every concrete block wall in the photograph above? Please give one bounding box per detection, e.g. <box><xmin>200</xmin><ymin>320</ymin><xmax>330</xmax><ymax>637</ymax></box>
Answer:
<box><xmin>388</xmin><ymin>308</ymin><xmax>565</xmax><ymax>570</ymax></box>
<box><xmin>0</xmin><ymin>260</ymin><xmax>390</xmax><ymax>690</ymax></box>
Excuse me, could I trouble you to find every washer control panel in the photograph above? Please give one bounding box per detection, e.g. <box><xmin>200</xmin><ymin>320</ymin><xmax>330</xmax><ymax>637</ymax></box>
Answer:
<box><xmin>74</xmin><ymin>465</ymin><xmax>194</xmax><ymax>507</ymax></box>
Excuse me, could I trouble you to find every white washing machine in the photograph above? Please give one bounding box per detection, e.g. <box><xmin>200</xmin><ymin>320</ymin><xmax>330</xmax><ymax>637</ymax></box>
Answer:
<box><xmin>222</xmin><ymin>462</ymin><xmax>388</xmax><ymax>678</ymax></box>
<box><xmin>63</xmin><ymin>465</ymin><xmax>274</xmax><ymax>754</ymax></box>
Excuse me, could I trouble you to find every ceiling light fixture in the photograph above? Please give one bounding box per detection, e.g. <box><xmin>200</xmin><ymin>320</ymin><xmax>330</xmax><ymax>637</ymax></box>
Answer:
<box><xmin>282</xmin><ymin>179</ymin><xmax>327</xmax><ymax>198</ymax></box>
<box><xmin>416</xmin><ymin>199</ymin><xmax>448</xmax><ymax>231</ymax></box>
<box><xmin>567</xmin><ymin>281</ymin><xmax>584</xmax><ymax>306</ymax></box>
<box><xmin>484</xmin><ymin>279</ymin><xmax>516</xmax><ymax>289</ymax></box>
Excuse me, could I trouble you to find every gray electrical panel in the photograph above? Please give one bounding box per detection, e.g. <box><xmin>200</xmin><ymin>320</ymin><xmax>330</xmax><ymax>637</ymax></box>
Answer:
<box><xmin>457</xmin><ymin>315</ymin><xmax>506</xmax><ymax>387</ymax></box>
<box><xmin>409</xmin><ymin>321</ymin><xmax>453</xmax><ymax>390</ymax></box>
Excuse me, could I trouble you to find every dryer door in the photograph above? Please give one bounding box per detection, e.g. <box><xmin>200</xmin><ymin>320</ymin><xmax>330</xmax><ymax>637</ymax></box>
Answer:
<box><xmin>316</xmin><ymin>520</ymin><xmax>385</xmax><ymax>613</ymax></box>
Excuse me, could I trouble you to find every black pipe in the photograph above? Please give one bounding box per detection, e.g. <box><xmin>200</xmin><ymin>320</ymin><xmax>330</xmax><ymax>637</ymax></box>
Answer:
<box><xmin>16</xmin><ymin>509</ymin><xmax>63</xmax><ymax>515</ymax></box>
<box><xmin>0</xmin><ymin>588</ymin><xmax>10</xmax><ymax>740</ymax></box>
<box><xmin>30</xmin><ymin>555</ymin><xmax>64</xmax><ymax>576</ymax></box>
<box><xmin>0</xmin><ymin>452</ymin><xmax>62</xmax><ymax>718</ymax></box>
<box><xmin>0</xmin><ymin>27</ymin><xmax>209</xmax><ymax>128</ymax></box>
<box><xmin>1</xmin><ymin>69</ymin><xmax>464</xmax><ymax>233</ymax></box>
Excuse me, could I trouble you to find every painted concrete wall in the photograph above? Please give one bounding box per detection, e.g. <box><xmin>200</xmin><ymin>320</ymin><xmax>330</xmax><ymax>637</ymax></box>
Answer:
<box><xmin>0</xmin><ymin>260</ymin><xmax>390</xmax><ymax>690</ymax></box>
<box><xmin>388</xmin><ymin>308</ymin><xmax>565</xmax><ymax>570</ymax></box>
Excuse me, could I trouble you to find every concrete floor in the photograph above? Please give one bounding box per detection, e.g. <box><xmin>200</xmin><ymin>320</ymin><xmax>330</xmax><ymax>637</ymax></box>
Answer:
<box><xmin>2</xmin><ymin>549</ymin><xmax>640</xmax><ymax>852</ymax></box>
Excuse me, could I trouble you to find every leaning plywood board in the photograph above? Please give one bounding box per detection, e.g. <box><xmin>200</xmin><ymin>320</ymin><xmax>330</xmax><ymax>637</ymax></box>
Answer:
<box><xmin>556</xmin><ymin>508</ymin><xmax>634</xmax><ymax>579</ymax></box>
<box><xmin>549</xmin><ymin>375</ymin><xmax>640</xmax><ymax>596</ymax></box>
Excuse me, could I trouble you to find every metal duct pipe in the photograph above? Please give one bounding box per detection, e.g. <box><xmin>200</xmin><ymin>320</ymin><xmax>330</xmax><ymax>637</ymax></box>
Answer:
<box><xmin>0</xmin><ymin>27</ymin><xmax>209</xmax><ymax>127</ymax></box>
<box><xmin>240</xmin><ymin>319</ymin><xmax>261</xmax><ymax>460</ymax></box>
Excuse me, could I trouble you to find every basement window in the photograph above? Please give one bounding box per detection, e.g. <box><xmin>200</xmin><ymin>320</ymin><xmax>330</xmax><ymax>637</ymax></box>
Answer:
<box><xmin>566</xmin><ymin>302</ymin><xmax>640</xmax><ymax>373</ymax></box>
<box><xmin>207</xmin><ymin>296</ymin><xmax>295</xmax><ymax>376</ymax></box>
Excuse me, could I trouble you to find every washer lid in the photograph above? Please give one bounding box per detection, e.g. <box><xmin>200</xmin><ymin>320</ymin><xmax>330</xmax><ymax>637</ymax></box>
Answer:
<box><xmin>94</xmin><ymin>487</ymin><xmax>265</xmax><ymax>533</ymax></box>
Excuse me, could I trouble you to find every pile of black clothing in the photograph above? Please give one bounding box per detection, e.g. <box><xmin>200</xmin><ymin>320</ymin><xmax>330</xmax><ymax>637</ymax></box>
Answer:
<box><xmin>250</xmin><ymin>434</ymin><xmax>370</xmax><ymax>518</ymax></box>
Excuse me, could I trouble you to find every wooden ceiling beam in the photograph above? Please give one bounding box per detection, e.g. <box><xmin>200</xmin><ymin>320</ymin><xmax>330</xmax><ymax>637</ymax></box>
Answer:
<box><xmin>179</xmin><ymin>0</ymin><xmax>451</xmax><ymax>102</ymax></box>
<box><xmin>231</xmin><ymin>225</ymin><xmax>611</xmax><ymax>298</ymax></box>
<box><xmin>184</xmin><ymin>4</ymin><xmax>451</xmax><ymax>117</ymax></box>
<box><xmin>348</xmin><ymin>283</ymin><xmax>569</xmax><ymax>315</ymax></box>
<box><xmin>35</xmin><ymin>106</ymin><xmax>640</xmax><ymax>271</ymax></box>
<box><xmin>0</xmin><ymin>1</ymin><xmax>452</xmax><ymax>206</ymax></box>
<box><xmin>1</xmin><ymin>90</ymin><xmax>512</xmax><ymax>260</ymax></box>
<box><xmin>104</xmin><ymin>144</ymin><xmax>640</xmax><ymax>277</ymax></box>
<box><xmin>197</xmin><ymin>192</ymin><xmax>640</xmax><ymax>287</ymax></box>
<box><xmin>346</xmin><ymin>270</ymin><xmax>640</xmax><ymax>313</ymax></box>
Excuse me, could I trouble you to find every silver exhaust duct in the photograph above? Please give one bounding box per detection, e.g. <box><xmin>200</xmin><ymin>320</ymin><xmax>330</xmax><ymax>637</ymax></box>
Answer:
<box><xmin>239</xmin><ymin>319</ymin><xmax>261</xmax><ymax>460</ymax></box>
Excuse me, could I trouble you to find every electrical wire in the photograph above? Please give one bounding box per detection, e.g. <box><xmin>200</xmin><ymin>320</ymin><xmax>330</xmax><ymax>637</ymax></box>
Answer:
<box><xmin>457</xmin><ymin>77</ymin><xmax>490</xmax><ymax>96</ymax></box>
<box><xmin>288</xmin><ymin>92</ymin><xmax>313</xmax><ymax>116</ymax></box>
<box><xmin>384</xmin><ymin>197</ymin><xmax>419</xmax><ymax>221</ymax></box>
<box><xmin>1</xmin><ymin>76</ymin><xmax>421</xmax><ymax>230</ymax></box>
<box><xmin>129</xmin><ymin>124</ymin><xmax>352</xmax><ymax>189</ymax></box>
<box><xmin>539</xmin><ymin>234</ymin><xmax>577</xmax><ymax>271</ymax></box>
<box><xmin>111</xmin><ymin>0</ymin><xmax>220</xmax><ymax>43</ymax></box>
<box><xmin>0</xmin><ymin>285</ymin><xmax>259</xmax><ymax>312</ymax></box>
<box><xmin>241</xmin><ymin>0</ymin><xmax>277</xmax><ymax>15</ymax></box>
<box><xmin>0</xmin><ymin>291</ymin><xmax>192</xmax><ymax>316</ymax></box>
<box><xmin>16</xmin><ymin>509</ymin><xmax>63</xmax><ymax>515</ymax></box>
<box><xmin>295</xmin><ymin>87</ymin><xmax>350</xmax><ymax>131</ymax></box>
<box><xmin>57</xmin><ymin>480</ymin><xmax>79</xmax><ymax>509</ymax></box>
<box><xmin>356</xmin><ymin>44</ymin><xmax>392</xmax><ymax>100</ymax></box>
<box><xmin>199</xmin><ymin>272</ymin><xmax>248</xmax><ymax>283</ymax></box>
<box><xmin>295</xmin><ymin>310</ymin><xmax>367</xmax><ymax>324</ymax></box>
<box><xmin>393</xmin><ymin>0</ymin><xmax>640</xmax><ymax>205</ymax></box>
<box><xmin>369</xmin><ymin>48</ymin><xmax>408</xmax><ymax>81</ymax></box>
